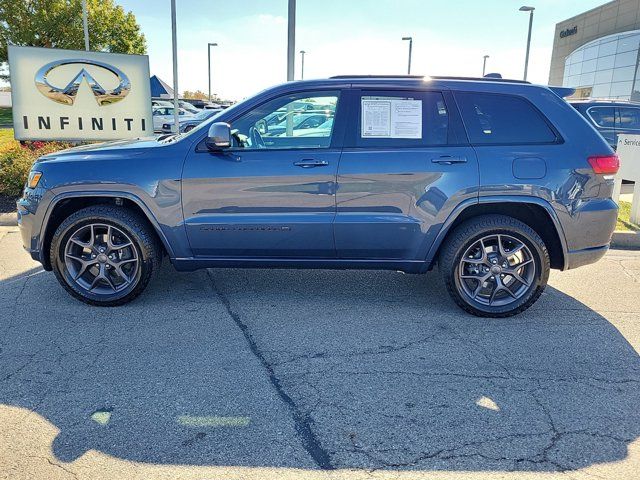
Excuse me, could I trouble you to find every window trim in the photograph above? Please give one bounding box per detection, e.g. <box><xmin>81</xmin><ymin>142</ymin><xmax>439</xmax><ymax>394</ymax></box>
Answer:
<box><xmin>194</xmin><ymin>88</ymin><xmax>345</xmax><ymax>153</ymax></box>
<box><xmin>453</xmin><ymin>91</ymin><xmax>564</xmax><ymax>147</ymax></box>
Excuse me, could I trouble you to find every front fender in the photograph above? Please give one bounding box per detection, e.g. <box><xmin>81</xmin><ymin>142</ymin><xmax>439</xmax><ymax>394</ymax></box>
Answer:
<box><xmin>32</xmin><ymin>188</ymin><xmax>188</xmax><ymax>266</ymax></box>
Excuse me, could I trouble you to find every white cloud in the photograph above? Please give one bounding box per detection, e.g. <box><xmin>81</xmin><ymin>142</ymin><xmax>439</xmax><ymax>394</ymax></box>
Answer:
<box><xmin>257</xmin><ymin>14</ymin><xmax>286</xmax><ymax>25</ymax></box>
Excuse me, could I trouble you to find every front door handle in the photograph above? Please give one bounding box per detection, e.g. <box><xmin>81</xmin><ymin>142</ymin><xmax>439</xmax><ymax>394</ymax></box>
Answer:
<box><xmin>294</xmin><ymin>159</ymin><xmax>329</xmax><ymax>168</ymax></box>
<box><xmin>431</xmin><ymin>155</ymin><xmax>467</xmax><ymax>165</ymax></box>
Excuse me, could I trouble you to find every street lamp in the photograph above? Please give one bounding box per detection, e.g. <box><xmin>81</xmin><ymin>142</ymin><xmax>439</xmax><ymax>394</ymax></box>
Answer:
<box><xmin>520</xmin><ymin>6</ymin><xmax>535</xmax><ymax>81</ymax></box>
<box><xmin>300</xmin><ymin>50</ymin><xmax>306</xmax><ymax>79</ymax></box>
<box><xmin>287</xmin><ymin>0</ymin><xmax>296</xmax><ymax>81</ymax></box>
<box><xmin>207</xmin><ymin>42</ymin><xmax>218</xmax><ymax>102</ymax></box>
<box><xmin>170</xmin><ymin>0</ymin><xmax>179</xmax><ymax>133</ymax></box>
<box><xmin>402</xmin><ymin>36</ymin><xmax>413</xmax><ymax>74</ymax></box>
<box><xmin>482</xmin><ymin>55</ymin><xmax>489</xmax><ymax>76</ymax></box>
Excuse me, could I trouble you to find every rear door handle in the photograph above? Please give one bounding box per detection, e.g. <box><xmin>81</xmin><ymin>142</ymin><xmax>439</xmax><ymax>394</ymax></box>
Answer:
<box><xmin>294</xmin><ymin>159</ymin><xmax>329</xmax><ymax>168</ymax></box>
<box><xmin>431</xmin><ymin>155</ymin><xmax>467</xmax><ymax>165</ymax></box>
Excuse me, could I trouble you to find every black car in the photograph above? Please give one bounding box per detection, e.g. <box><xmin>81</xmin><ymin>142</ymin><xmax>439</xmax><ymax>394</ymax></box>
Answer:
<box><xmin>570</xmin><ymin>100</ymin><xmax>640</xmax><ymax>149</ymax></box>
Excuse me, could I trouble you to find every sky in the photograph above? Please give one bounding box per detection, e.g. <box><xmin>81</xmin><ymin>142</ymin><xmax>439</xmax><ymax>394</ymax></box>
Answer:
<box><xmin>115</xmin><ymin>0</ymin><xmax>608</xmax><ymax>101</ymax></box>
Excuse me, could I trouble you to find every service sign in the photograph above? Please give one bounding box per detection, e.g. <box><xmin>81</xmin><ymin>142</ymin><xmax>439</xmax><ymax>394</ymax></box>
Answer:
<box><xmin>8</xmin><ymin>46</ymin><xmax>153</xmax><ymax>141</ymax></box>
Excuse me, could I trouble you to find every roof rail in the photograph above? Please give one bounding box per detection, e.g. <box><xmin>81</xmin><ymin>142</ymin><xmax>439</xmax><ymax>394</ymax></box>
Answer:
<box><xmin>429</xmin><ymin>75</ymin><xmax>531</xmax><ymax>84</ymax></box>
<box><xmin>329</xmin><ymin>74</ymin><xmax>530</xmax><ymax>84</ymax></box>
<box><xmin>330</xmin><ymin>75</ymin><xmax>425</xmax><ymax>79</ymax></box>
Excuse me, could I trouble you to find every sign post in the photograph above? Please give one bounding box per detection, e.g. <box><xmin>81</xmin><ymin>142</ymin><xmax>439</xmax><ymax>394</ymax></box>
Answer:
<box><xmin>615</xmin><ymin>135</ymin><xmax>640</xmax><ymax>224</ymax></box>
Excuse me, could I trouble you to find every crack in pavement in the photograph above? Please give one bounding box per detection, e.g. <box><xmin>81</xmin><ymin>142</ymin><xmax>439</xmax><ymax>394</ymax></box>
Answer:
<box><xmin>266</xmin><ymin>333</ymin><xmax>444</xmax><ymax>367</ymax></box>
<box><xmin>26</xmin><ymin>455</ymin><xmax>78</xmax><ymax>479</ymax></box>
<box><xmin>206</xmin><ymin>269</ymin><xmax>334</xmax><ymax>470</ymax></box>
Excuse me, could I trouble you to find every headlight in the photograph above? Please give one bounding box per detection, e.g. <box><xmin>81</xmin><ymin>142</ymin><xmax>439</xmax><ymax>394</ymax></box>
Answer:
<box><xmin>27</xmin><ymin>171</ymin><xmax>42</xmax><ymax>189</ymax></box>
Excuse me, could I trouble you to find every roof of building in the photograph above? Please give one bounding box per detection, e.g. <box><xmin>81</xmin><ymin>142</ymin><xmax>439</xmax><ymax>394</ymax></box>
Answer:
<box><xmin>150</xmin><ymin>75</ymin><xmax>174</xmax><ymax>97</ymax></box>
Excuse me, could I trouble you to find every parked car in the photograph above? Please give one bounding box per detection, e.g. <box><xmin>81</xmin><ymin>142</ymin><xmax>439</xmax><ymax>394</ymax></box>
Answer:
<box><xmin>186</xmin><ymin>99</ymin><xmax>225</xmax><ymax>109</ymax></box>
<box><xmin>280</xmin><ymin>117</ymin><xmax>334</xmax><ymax>137</ymax></box>
<box><xmin>265</xmin><ymin>111</ymin><xmax>333</xmax><ymax>136</ymax></box>
<box><xmin>178</xmin><ymin>101</ymin><xmax>200</xmax><ymax>114</ymax></box>
<box><xmin>152</xmin><ymin>107</ymin><xmax>193</xmax><ymax>132</ymax></box>
<box><xmin>17</xmin><ymin>76</ymin><xmax>619</xmax><ymax>316</ymax></box>
<box><xmin>570</xmin><ymin>99</ymin><xmax>640</xmax><ymax>149</ymax></box>
<box><xmin>161</xmin><ymin>109</ymin><xmax>222</xmax><ymax>133</ymax></box>
<box><xmin>151</xmin><ymin>99</ymin><xmax>173</xmax><ymax>108</ymax></box>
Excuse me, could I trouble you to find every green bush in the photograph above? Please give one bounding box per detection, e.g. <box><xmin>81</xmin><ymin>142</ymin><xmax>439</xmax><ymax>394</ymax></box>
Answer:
<box><xmin>0</xmin><ymin>141</ymin><xmax>72</xmax><ymax>197</ymax></box>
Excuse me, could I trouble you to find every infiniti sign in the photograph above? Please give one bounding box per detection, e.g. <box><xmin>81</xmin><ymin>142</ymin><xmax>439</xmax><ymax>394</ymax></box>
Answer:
<box><xmin>8</xmin><ymin>46</ymin><xmax>152</xmax><ymax>141</ymax></box>
<box><xmin>35</xmin><ymin>59</ymin><xmax>131</xmax><ymax>106</ymax></box>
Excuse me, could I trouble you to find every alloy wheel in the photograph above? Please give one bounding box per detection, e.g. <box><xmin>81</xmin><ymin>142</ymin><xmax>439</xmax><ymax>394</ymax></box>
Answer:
<box><xmin>63</xmin><ymin>223</ymin><xmax>139</xmax><ymax>295</ymax></box>
<box><xmin>457</xmin><ymin>234</ymin><xmax>536</xmax><ymax>307</ymax></box>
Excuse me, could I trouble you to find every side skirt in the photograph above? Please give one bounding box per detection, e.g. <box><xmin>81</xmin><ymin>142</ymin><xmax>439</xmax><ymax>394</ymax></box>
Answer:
<box><xmin>170</xmin><ymin>257</ymin><xmax>426</xmax><ymax>273</ymax></box>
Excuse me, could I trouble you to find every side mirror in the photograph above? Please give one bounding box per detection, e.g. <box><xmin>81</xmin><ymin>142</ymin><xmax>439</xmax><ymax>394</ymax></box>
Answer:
<box><xmin>205</xmin><ymin>122</ymin><xmax>231</xmax><ymax>150</ymax></box>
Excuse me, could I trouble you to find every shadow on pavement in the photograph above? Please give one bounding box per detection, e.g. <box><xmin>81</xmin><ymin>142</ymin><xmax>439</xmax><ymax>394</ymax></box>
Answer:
<box><xmin>0</xmin><ymin>261</ymin><xmax>638</xmax><ymax>473</ymax></box>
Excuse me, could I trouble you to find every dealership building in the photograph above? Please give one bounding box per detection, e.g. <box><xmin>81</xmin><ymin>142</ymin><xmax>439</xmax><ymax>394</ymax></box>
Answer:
<box><xmin>549</xmin><ymin>0</ymin><xmax>640</xmax><ymax>100</ymax></box>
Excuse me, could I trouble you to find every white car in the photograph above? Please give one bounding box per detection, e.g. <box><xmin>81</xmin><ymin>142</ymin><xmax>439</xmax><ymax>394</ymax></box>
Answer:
<box><xmin>152</xmin><ymin>107</ymin><xmax>193</xmax><ymax>132</ymax></box>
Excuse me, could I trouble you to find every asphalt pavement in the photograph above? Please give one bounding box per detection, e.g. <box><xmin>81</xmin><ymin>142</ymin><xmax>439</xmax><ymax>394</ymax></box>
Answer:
<box><xmin>0</xmin><ymin>225</ymin><xmax>639</xmax><ymax>480</ymax></box>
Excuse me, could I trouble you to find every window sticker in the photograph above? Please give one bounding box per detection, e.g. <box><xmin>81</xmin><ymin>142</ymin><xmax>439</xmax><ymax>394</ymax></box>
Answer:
<box><xmin>361</xmin><ymin>97</ymin><xmax>422</xmax><ymax>139</ymax></box>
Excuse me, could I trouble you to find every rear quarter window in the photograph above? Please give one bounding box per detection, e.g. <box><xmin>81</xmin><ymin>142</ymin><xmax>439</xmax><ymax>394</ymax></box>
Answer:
<box><xmin>617</xmin><ymin>107</ymin><xmax>640</xmax><ymax>130</ymax></box>
<box><xmin>456</xmin><ymin>92</ymin><xmax>558</xmax><ymax>145</ymax></box>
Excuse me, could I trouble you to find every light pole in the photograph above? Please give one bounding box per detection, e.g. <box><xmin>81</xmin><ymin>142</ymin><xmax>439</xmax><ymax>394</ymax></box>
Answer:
<box><xmin>300</xmin><ymin>50</ymin><xmax>306</xmax><ymax>79</ymax></box>
<box><xmin>207</xmin><ymin>42</ymin><xmax>218</xmax><ymax>102</ymax></box>
<box><xmin>520</xmin><ymin>6</ymin><xmax>535</xmax><ymax>81</ymax></box>
<box><xmin>82</xmin><ymin>0</ymin><xmax>89</xmax><ymax>50</ymax></box>
<box><xmin>170</xmin><ymin>0</ymin><xmax>179</xmax><ymax>133</ymax></box>
<box><xmin>402</xmin><ymin>36</ymin><xmax>413</xmax><ymax>74</ymax></box>
<box><xmin>482</xmin><ymin>55</ymin><xmax>489</xmax><ymax>76</ymax></box>
<box><xmin>287</xmin><ymin>0</ymin><xmax>296</xmax><ymax>81</ymax></box>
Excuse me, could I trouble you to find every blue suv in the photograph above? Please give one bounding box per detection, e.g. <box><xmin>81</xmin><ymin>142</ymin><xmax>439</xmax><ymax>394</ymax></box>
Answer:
<box><xmin>17</xmin><ymin>76</ymin><xmax>619</xmax><ymax>316</ymax></box>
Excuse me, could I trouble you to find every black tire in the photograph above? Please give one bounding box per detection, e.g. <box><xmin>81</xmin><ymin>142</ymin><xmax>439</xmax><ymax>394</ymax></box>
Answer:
<box><xmin>439</xmin><ymin>214</ymin><xmax>550</xmax><ymax>317</ymax></box>
<box><xmin>50</xmin><ymin>205</ymin><xmax>162</xmax><ymax>306</ymax></box>
<box><xmin>184</xmin><ymin>125</ymin><xmax>194</xmax><ymax>132</ymax></box>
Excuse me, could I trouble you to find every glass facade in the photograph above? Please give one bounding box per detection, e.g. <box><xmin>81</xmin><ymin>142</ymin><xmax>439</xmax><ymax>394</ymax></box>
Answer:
<box><xmin>563</xmin><ymin>30</ymin><xmax>640</xmax><ymax>100</ymax></box>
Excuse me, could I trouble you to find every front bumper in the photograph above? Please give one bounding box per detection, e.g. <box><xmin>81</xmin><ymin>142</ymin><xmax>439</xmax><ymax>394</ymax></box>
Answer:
<box><xmin>16</xmin><ymin>195</ymin><xmax>46</xmax><ymax>266</ymax></box>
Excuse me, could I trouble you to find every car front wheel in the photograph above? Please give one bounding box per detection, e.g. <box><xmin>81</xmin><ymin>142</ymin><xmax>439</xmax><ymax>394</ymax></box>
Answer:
<box><xmin>439</xmin><ymin>215</ymin><xmax>550</xmax><ymax>317</ymax></box>
<box><xmin>50</xmin><ymin>205</ymin><xmax>161</xmax><ymax>306</ymax></box>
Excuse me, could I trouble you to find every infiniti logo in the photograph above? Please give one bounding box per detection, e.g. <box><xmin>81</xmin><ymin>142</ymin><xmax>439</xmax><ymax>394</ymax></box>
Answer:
<box><xmin>34</xmin><ymin>59</ymin><xmax>131</xmax><ymax>106</ymax></box>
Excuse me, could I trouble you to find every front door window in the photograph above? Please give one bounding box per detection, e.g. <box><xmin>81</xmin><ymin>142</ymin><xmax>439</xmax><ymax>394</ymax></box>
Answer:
<box><xmin>230</xmin><ymin>92</ymin><xmax>340</xmax><ymax>149</ymax></box>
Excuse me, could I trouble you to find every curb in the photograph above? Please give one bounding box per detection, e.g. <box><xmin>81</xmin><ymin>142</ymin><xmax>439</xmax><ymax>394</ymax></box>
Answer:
<box><xmin>611</xmin><ymin>230</ymin><xmax>640</xmax><ymax>249</ymax></box>
<box><xmin>0</xmin><ymin>212</ymin><xmax>17</xmax><ymax>226</ymax></box>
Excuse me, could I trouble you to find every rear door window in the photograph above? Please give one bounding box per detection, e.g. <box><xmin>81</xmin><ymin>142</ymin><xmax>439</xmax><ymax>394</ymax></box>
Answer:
<box><xmin>456</xmin><ymin>92</ymin><xmax>558</xmax><ymax>145</ymax></box>
<box><xmin>352</xmin><ymin>90</ymin><xmax>450</xmax><ymax>147</ymax></box>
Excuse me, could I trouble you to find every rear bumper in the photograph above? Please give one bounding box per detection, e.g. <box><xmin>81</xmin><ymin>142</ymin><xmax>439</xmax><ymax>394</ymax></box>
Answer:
<box><xmin>565</xmin><ymin>244</ymin><xmax>609</xmax><ymax>270</ymax></box>
<box><xmin>561</xmin><ymin>198</ymin><xmax>617</xmax><ymax>269</ymax></box>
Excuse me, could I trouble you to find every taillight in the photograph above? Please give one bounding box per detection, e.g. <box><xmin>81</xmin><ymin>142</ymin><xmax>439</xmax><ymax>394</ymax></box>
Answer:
<box><xmin>588</xmin><ymin>154</ymin><xmax>619</xmax><ymax>175</ymax></box>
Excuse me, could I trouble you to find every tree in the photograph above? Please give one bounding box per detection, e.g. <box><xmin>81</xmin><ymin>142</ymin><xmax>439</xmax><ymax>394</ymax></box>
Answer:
<box><xmin>0</xmin><ymin>0</ymin><xmax>146</xmax><ymax>80</ymax></box>
<box><xmin>183</xmin><ymin>90</ymin><xmax>209</xmax><ymax>100</ymax></box>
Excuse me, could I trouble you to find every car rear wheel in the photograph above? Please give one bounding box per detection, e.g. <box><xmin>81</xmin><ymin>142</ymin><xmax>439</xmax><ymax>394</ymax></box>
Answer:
<box><xmin>50</xmin><ymin>205</ymin><xmax>161</xmax><ymax>306</ymax></box>
<box><xmin>439</xmin><ymin>215</ymin><xmax>550</xmax><ymax>317</ymax></box>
